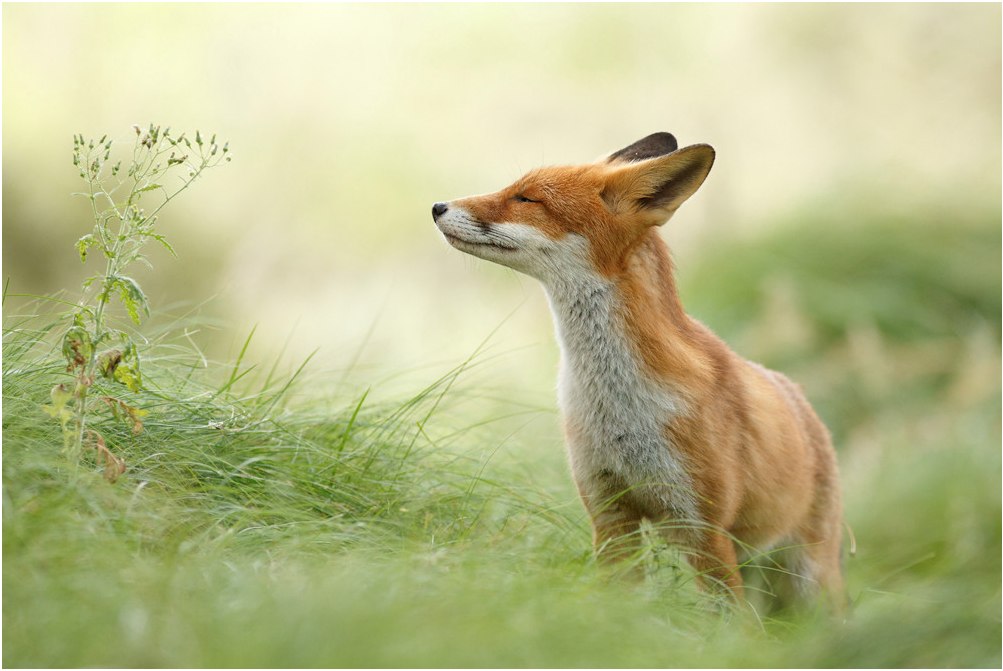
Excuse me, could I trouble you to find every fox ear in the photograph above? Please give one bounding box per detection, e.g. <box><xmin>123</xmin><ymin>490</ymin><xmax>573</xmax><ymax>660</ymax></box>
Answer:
<box><xmin>605</xmin><ymin>132</ymin><xmax>678</xmax><ymax>164</ymax></box>
<box><xmin>601</xmin><ymin>143</ymin><xmax>715</xmax><ymax>225</ymax></box>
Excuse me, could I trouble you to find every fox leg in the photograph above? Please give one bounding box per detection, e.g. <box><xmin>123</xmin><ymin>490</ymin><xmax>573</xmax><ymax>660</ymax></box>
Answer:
<box><xmin>689</xmin><ymin>531</ymin><xmax>744</xmax><ymax>600</ymax></box>
<box><xmin>759</xmin><ymin>512</ymin><xmax>844</xmax><ymax>613</ymax></box>
<box><xmin>782</xmin><ymin>476</ymin><xmax>846</xmax><ymax>612</ymax></box>
<box><xmin>590</xmin><ymin>505</ymin><xmax>644</xmax><ymax>565</ymax></box>
<box><xmin>786</xmin><ymin>525</ymin><xmax>846</xmax><ymax>612</ymax></box>
<box><xmin>576</xmin><ymin>473</ymin><xmax>645</xmax><ymax>567</ymax></box>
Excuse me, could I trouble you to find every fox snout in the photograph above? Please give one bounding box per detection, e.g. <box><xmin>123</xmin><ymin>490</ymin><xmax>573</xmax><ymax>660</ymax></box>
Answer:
<box><xmin>432</xmin><ymin>198</ymin><xmax>550</xmax><ymax>275</ymax></box>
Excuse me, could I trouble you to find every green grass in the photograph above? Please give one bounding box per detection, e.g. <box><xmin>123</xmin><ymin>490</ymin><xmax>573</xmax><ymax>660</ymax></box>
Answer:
<box><xmin>4</xmin><ymin>207</ymin><xmax>1001</xmax><ymax>667</ymax></box>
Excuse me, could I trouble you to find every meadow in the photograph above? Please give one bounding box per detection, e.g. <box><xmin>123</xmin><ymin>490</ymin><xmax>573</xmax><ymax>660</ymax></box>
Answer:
<box><xmin>4</xmin><ymin>199</ymin><xmax>999</xmax><ymax>667</ymax></box>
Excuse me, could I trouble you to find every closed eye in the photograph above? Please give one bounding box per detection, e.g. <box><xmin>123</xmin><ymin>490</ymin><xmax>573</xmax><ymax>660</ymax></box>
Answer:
<box><xmin>514</xmin><ymin>194</ymin><xmax>539</xmax><ymax>203</ymax></box>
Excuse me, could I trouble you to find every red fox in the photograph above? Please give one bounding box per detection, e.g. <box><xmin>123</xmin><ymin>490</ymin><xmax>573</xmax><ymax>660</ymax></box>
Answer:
<box><xmin>432</xmin><ymin>133</ymin><xmax>844</xmax><ymax>609</ymax></box>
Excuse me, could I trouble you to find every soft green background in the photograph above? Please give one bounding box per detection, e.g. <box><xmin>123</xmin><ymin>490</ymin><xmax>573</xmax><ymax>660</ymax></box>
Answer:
<box><xmin>4</xmin><ymin>3</ymin><xmax>999</xmax><ymax>376</ymax></box>
<box><xmin>3</xmin><ymin>3</ymin><xmax>1001</xmax><ymax>668</ymax></box>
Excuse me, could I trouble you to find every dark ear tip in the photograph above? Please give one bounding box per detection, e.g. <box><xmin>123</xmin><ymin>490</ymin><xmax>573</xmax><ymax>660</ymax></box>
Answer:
<box><xmin>649</xmin><ymin>131</ymin><xmax>678</xmax><ymax>146</ymax></box>
<box><xmin>607</xmin><ymin>132</ymin><xmax>679</xmax><ymax>163</ymax></box>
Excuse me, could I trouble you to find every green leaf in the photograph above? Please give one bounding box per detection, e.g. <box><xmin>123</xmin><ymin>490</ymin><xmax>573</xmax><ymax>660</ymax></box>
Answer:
<box><xmin>75</xmin><ymin>234</ymin><xmax>100</xmax><ymax>262</ymax></box>
<box><xmin>62</xmin><ymin>326</ymin><xmax>93</xmax><ymax>372</ymax></box>
<box><xmin>113</xmin><ymin>362</ymin><xmax>142</xmax><ymax>392</ymax></box>
<box><xmin>97</xmin><ymin>349</ymin><xmax>123</xmax><ymax>378</ymax></box>
<box><xmin>43</xmin><ymin>383</ymin><xmax>72</xmax><ymax>415</ymax></box>
<box><xmin>109</xmin><ymin>275</ymin><xmax>150</xmax><ymax>325</ymax></box>
<box><xmin>150</xmin><ymin>233</ymin><xmax>177</xmax><ymax>257</ymax></box>
<box><xmin>136</xmin><ymin>183</ymin><xmax>163</xmax><ymax>194</ymax></box>
<box><xmin>42</xmin><ymin>384</ymin><xmax>74</xmax><ymax>431</ymax></box>
<box><xmin>123</xmin><ymin>402</ymin><xmax>148</xmax><ymax>434</ymax></box>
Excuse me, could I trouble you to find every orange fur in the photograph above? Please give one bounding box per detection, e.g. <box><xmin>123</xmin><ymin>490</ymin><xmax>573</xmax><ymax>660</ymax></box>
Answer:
<box><xmin>433</xmin><ymin>133</ymin><xmax>844</xmax><ymax>610</ymax></box>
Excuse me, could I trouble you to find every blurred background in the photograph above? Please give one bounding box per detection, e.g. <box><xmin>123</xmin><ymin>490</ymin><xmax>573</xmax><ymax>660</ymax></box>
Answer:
<box><xmin>4</xmin><ymin>4</ymin><xmax>999</xmax><ymax>379</ymax></box>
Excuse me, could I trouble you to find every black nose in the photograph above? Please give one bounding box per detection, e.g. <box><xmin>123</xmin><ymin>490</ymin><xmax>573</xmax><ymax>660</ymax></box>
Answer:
<box><xmin>432</xmin><ymin>202</ymin><xmax>448</xmax><ymax>220</ymax></box>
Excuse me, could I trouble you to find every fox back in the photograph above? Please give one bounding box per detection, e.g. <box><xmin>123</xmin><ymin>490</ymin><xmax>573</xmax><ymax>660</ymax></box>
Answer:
<box><xmin>433</xmin><ymin>133</ymin><xmax>844</xmax><ymax>610</ymax></box>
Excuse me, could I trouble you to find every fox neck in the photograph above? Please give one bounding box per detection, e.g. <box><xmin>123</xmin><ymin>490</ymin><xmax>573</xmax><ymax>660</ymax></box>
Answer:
<box><xmin>542</xmin><ymin>230</ymin><xmax>703</xmax><ymax>393</ymax></box>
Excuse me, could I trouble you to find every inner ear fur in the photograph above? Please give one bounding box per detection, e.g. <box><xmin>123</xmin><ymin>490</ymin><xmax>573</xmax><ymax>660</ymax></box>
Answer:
<box><xmin>601</xmin><ymin>143</ymin><xmax>715</xmax><ymax>222</ymax></box>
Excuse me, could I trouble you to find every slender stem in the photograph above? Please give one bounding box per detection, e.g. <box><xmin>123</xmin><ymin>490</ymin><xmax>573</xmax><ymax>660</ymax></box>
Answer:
<box><xmin>70</xmin><ymin>142</ymin><xmax>131</xmax><ymax>463</ymax></box>
<box><xmin>144</xmin><ymin>157</ymin><xmax>211</xmax><ymax>224</ymax></box>
<box><xmin>69</xmin><ymin>379</ymin><xmax>88</xmax><ymax>468</ymax></box>
<box><xmin>70</xmin><ymin>146</ymin><xmax>108</xmax><ymax>464</ymax></box>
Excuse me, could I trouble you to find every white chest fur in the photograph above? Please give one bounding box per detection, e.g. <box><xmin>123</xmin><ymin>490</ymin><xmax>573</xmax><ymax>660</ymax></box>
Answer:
<box><xmin>543</xmin><ymin>267</ymin><xmax>698</xmax><ymax>524</ymax></box>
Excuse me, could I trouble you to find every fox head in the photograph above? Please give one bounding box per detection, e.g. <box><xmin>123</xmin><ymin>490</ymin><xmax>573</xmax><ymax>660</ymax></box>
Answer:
<box><xmin>432</xmin><ymin>132</ymin><xmax>714</xmax><ymax>282</ymax></box>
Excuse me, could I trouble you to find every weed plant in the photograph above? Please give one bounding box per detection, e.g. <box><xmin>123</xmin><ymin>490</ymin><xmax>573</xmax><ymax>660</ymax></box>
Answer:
<box><xmin>45</xmin><ymin>125</ymin><xmax>229</xmax><ymax>479</ymax></box>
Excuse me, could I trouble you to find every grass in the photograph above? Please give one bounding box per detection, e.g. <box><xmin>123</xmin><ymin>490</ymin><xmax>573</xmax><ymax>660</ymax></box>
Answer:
<box><xmin>3</xmin><ymin>206</ymin><xmax>1001</xmax><ymax>667</ymax></box>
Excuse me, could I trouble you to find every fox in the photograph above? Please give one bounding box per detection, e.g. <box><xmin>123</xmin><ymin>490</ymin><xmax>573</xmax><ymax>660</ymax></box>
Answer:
<box><xmin>432</xmin><ymin>132</ymin><xmax>844</xmax><ymax>610</ymax></box>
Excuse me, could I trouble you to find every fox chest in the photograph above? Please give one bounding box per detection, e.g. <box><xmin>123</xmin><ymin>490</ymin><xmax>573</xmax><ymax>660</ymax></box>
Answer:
<box><xmin>557</xmin><ymin>345</ymin><xmax>687</xmax><ymax>482</ymax></box>
<box><xmin>549</xmin><ymin>288</ymin><xmax>696</xmax><ymax>518</ymax></box>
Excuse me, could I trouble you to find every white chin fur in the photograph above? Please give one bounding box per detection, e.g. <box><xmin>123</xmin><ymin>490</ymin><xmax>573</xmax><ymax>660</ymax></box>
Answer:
<box><xmin>436</xmin><ymin>206</ymin><xmax>592</xmax><ymax>282</ymax></box>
